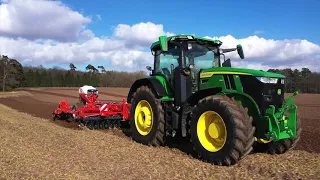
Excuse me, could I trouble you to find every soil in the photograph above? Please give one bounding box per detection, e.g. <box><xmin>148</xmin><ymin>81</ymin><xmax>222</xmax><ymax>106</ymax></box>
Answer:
<box><xmin>0</xmin><ymin>96</ymin><xmax>80</xmax><ymax>129</ymax></box>
<box><xmin>0</xmin><ymin>88</ymin><xmax>320</xmax><ymax>179</ymax></box>
<box><xmin>1</xmin><ymin>89</ymin><xmax>319</xmax><ymax>153</ymax></box>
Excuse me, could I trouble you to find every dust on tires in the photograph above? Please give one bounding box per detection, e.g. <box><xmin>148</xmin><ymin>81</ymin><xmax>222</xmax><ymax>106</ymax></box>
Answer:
<box><xmin>129</xmin><ymin>85</ymin><xmax>165</xmax><ymax>146</ymax></box>
<box><xmin>189</xmin><ymin>95</ymin><xmax>255</xmax><ymax>166</ymax></box>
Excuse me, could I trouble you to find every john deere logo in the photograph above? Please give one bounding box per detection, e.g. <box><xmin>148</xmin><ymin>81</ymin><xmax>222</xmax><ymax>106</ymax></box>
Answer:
<box><xmin>277</xmin><ymin>89</ymin><xmax>281</xmax><ymax>95</ymax></box>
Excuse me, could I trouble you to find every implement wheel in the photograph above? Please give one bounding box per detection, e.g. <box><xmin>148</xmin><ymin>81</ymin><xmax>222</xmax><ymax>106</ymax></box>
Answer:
<box><xmin>189</xmin><ymin>95</ymin><xmax>255</xmax><ymax>166</ymax></box>
<box><xmin>129</xmin><ymin>86</ymin><xmax>165</xmax><ymax>146</ymax></box>
<box><xmin>253</xmin><ymin>117</ymin><xmax>301</xmax><ymax>154</ymax></box>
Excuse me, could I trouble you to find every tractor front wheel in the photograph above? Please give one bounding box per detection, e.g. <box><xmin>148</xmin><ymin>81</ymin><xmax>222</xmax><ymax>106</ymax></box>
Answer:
<box><xmin>189</xmin><ymin>95</ymin><xmax>255</xmax><ymax>166</ymax></box>
<box><xmin>129</xmin><ymin>86</ymin><xmax>165</xmax><ymax>146</ymax></box>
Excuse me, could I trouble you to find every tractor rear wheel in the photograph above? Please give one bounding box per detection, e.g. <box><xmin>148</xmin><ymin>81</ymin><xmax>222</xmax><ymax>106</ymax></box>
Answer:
<box><xmin>253</xmin><ymin>117</ymin><xmax>301</xmax><ymax>154</ymax></box>
<box><xmin>189</xmin><ymin>95</ymin><xmax>255</xmax><ymax>166</ymax></box>
<box><xmin>129</xmin><ymin>86</ymin><xmax>165</xmax><ymax>146</ymax></box>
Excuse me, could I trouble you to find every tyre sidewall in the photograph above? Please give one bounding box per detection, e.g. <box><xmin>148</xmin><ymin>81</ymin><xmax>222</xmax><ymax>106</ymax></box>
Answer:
<box><xmin>130</xmin><ymin>88</ymin><xmax>162</xmax><ymax>144</ymax></box>
<box><xmin>190</xmin><ymin>98</ymin><xmax>236</xmax><ymax>162</ymax></box>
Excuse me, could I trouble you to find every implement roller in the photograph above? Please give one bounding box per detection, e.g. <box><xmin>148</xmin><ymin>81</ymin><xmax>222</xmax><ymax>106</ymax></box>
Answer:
<box><xmin>52</xmin><ymin>85</ymin><xmax>130</xmax><ymax>129</ymax></box>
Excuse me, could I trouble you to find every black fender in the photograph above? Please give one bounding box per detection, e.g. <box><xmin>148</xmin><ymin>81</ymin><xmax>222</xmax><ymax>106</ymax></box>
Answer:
<box><xmin>127</xmin><ymin>77</ymin><xmax>167</xmax><ymax>103</ymax></box>
<box><xmin>180</xmin><ymin>87</ymin><xmax>223</xmax><ymax>137</ymax></box>
<box><xmin>186</xmin><ymin>87</ymin><xmax>223</xmax><ymax>106</ymax></box>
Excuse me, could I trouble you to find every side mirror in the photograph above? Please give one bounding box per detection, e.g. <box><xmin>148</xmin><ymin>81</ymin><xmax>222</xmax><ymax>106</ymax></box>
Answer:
<box><xmin>237</xmin><ymin>44</ymin><xmax>244</xmax><ymax>59</ymax></box>
<box><xmin>222</xmin><ymin>59</ymin><xmax>232</xmax><ymax>67</ymax></box>
<box><xmin>146</xmin><ymin>66</ymin><xmax>152</xmax><ymax>71</ymax></box>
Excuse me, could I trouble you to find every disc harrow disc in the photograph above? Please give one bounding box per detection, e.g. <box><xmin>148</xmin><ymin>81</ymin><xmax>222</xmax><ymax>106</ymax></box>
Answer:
<box><xmin>86</xmin><ymin>121</ymin><xmax>94</xmax><ymax>130</ymax></box>
<box><xmin>81</xmin><ymin>116</ymin><xmax>123</xmax><ymax>130</ymax></box>
<box><xmin>93</xmin><ymin>121</ymin><xmax>99</xmax><ymax>129</ymax></box>
<box><xmin>99</xmin><ymin>120</ymin><xmax>105</xmax><ymax>129</ymax></box>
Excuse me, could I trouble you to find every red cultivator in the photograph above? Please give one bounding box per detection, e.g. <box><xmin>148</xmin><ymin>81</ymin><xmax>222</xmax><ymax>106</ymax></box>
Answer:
<box><xmin>52</xmin><ymin>86</ymin><xmax>130</xmax><ymax>129</ymax></box>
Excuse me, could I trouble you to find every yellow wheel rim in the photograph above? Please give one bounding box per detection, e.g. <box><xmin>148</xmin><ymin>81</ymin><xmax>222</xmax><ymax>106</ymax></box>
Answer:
<box><xmin>197</xmin><ymin>111</ymin><xmax>227</xmax><ymax>152</ymax></box>
<box><xmin>255</xmin><ymin>137</ymin><xmax>272</xmax><ymax>143</ymax></box>
<box><xmin>134</xmin><ymin>100</ymin><xmax>153</xmax><ymax>136</ymax></box>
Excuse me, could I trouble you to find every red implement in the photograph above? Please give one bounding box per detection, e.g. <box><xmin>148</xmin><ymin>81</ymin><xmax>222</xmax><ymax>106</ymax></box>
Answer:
<box><xmin>52</xmin><ymin>98</ymin><xmax>75</xmax><ymax>121</ymax></box>
<box><xmin>52</xmin><ymin>90</ymin><xmax>130</xmax><ymax>129</ymax></box>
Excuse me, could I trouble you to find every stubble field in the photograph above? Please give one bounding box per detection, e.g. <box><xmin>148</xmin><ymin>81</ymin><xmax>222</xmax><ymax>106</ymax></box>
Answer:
<box><xmin>0</xmin><ymin>87</ymin><xmax>319</xmax><ymax>179</ymax></box>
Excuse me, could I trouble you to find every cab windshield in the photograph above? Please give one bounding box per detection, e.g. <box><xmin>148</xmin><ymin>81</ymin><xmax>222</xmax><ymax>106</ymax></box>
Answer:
<box><xmin>185</xmin><ymin>43</ymin><xmax>217</xmax><ymax>69</ymax></box>
<box><xmin>154</xmin><ymin>42</ymin><xmax>217</xmax><ymax>75</ymax></box>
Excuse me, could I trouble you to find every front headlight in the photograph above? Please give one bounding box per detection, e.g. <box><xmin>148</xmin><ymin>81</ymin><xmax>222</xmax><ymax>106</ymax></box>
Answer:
<box><xmin>256</xmin><ymin>77</ymin><xmax>278</xmax><ymax>84</ymax></box>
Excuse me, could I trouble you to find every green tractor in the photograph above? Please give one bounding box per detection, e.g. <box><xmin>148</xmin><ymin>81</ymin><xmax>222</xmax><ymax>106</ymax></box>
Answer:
<box><xmin>127</xmin><ymin>34</ymin><xmax>301</xmax><ymax>166</ymax></box>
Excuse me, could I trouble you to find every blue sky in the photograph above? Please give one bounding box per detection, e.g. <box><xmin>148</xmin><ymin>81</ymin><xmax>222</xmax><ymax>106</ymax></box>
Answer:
<box><xmin>0</xmin><ymin>0</ymin><xmax>320</xmax><ymax>72</ymax></box>
<box><xmin>62</xmin><ymin>0</ymin><xmax>320</xmax><ymax>44</ymax></box>
<box><xmin>62</xmin><ymin>0</ymin><xmax>320</xmax><ymax>71</ymax></box>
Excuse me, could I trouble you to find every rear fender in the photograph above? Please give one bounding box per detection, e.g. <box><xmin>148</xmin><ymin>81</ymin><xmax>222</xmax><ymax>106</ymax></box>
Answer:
<box><xmin>186</xmin><ymin>87</ymin><xmax>223</xmax><ymax>106</ymax></box>
<box><xmin>127</xmin><ymin>77</ymin><xmax>168</xmax><ymax>103</ymax></box>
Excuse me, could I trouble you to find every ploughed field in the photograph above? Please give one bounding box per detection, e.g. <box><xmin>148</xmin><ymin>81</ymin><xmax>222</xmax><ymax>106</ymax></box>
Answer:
<box><xmin>0</xmin><ymin>88</ymin><xmax>319</xmax><ymax>179</ymax></box>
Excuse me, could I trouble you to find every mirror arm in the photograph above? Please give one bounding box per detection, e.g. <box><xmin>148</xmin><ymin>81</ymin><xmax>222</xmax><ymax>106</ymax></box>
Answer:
<box><xmin>221</xmin><ymin>54</ymin><xmax>226</xmax><ymax>62</ymax></box>
<box><xmin>220</xmin><ymin>54</ymin><xmax>226</xmax><ymax>67</ymax></box>
<box><xmin>222</xmin><ymin>48</ymin><xmax>237</xmax><ymax>53</ymax></box>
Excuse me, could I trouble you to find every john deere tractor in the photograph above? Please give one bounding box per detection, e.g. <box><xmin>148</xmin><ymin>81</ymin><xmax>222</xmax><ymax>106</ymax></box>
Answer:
<box><xmin>127</xmin><ymin>34</ymin><xmax>301</xmax><ymax>166</ymax></box>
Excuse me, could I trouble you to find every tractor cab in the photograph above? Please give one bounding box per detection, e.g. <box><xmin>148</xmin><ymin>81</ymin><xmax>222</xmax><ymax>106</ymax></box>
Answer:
<box><xmin>148</xmin><ymin>34</ymin><xmax>244</xmax><ymax>105</ymax></box>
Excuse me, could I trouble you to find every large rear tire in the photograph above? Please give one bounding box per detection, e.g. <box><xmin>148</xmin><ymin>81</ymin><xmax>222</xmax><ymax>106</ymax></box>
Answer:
<box><xmin>189</xmin><ymin>95</ymin><xmax>255</xmax><ymax>166</ymax></box>
<box><xmin>129</xmin><ymin>86</ymin><xmax>165</xmax><ymax>146</ymax></box>
<box><xmin>253</xmin><ymin>117</ymin><xmax>301</xmax><ymax>154</ymax></box>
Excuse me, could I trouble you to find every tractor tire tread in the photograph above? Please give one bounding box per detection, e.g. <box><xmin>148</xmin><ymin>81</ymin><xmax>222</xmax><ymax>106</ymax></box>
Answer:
<box><xmin>190</xmin><ymin>95</ymin><xmax>255</xmax><ymax>166</ymax></box>
<box><xmin>130</xmin><ymin>85</ymin><xmax>165</xmax><ymax>146</ymax></box>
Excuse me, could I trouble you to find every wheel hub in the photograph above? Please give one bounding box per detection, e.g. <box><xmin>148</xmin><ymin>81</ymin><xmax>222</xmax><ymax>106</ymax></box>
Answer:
<box><xmin>135</xmin><ymin>100</ymin><xmax>153</xmax><ymax>136</ymax></box>
<box><xmin>208</xmin><ymin>123</ymin><xmax>220</xmax><ymax>139</ymax></box>
<box><xmin>138</xmin><ymin>106</ymin><xmax>152</xmax><ymax>128</ymax></box>
<box><xmin>197</xmin><ymin>111</ymin><xmax>227</xmax><ymax>152</ymax></box>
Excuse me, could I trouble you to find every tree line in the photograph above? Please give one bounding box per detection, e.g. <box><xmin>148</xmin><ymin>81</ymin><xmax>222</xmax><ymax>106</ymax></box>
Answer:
<box><xmin>22</xmin><ymin>64</ymin><xmax>147</xmax><ymax>88</ymax></box>
<box><xmin>0</xmin><ymin>55</ymin><xmax>147</xmax><ymax>91</ymax></box>
<box><xmin>267</xmin><ymin>68</ymin><xmax>320</xmax><ymax>93</ymax></box>
<box><xmin>1</xmin><ymin>54</ymin><xmax>320</xmax><ymax>93</ymax></box>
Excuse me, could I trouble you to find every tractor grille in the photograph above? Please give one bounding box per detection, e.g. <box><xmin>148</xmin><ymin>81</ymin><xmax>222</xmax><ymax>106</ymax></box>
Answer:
<box><xmin>239</xmin><ymin>75</ymin><xmax>284</xmax><ymax>116</ymax></box>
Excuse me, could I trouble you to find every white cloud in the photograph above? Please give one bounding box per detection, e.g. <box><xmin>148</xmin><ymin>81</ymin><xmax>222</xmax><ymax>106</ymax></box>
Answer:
<box><xmin>1</xmin><ymin>27</ymin><xmax>320</xmax><ymax>72</ymax></box>
<box><xmin>0</xmin><ymin>0</ymin><xmax>319</xmax><ymax>72</ymax></box>
<box><xmin>113</xmin><ymin>22</ymin><xmax>175</xmax><ymax>49</ymax></box>
<box><xmin>205</xmin><ymin>35</ymin><xmax>320</xmax><ymax>71</ymax></box>
<box><xmin>0</xmin><ymin>36</ymin><xmax>152</xmax><ymax>68</ymax></box>
<box><xmin>0</xmin><ymin>0</ymin><xmax>92</xmax><ymax>42</ymax></box>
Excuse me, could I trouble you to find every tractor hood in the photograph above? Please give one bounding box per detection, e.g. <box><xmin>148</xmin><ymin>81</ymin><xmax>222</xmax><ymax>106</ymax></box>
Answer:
<box><xmin>201</xmin><ymin>67</ymin><xmax>285</xmax><ymax>78</ymax></box>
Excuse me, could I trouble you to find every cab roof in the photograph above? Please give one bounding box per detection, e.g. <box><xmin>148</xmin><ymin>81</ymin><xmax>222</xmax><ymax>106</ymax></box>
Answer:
<box><xmin>150</xmin><ymin>34</ymin><xmax>223</xmax><ymax>50</ymax></box>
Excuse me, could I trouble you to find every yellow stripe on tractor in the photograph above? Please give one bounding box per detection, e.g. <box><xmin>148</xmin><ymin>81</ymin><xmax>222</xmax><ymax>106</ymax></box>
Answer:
<box><xmin>200</xmin><ymin>72</ymin><xmax>251</xmax><ymax>78</ymax></box>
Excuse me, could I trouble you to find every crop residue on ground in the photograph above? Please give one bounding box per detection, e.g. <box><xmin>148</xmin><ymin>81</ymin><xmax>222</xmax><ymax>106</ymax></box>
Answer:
<box><xmin>0</xmin><ymin>88</ymin><xmax>320</xmax><ymax>179</ymax></box>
